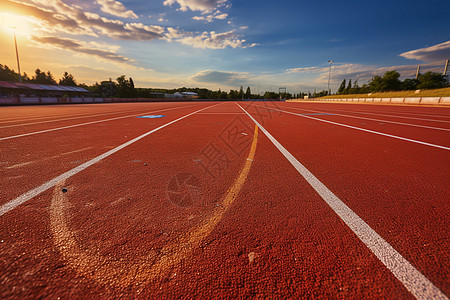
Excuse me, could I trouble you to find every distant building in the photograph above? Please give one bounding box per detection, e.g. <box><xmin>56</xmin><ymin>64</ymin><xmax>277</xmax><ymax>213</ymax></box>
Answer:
<box><xmin>149</xmin><ymin>91</ymin><xmax>198</xmax><ymax>100</ymax></box>
<box><xmin>181</xmin><ymin>92</ymin><xmax>199</xmax><ymax>100</ymax></box>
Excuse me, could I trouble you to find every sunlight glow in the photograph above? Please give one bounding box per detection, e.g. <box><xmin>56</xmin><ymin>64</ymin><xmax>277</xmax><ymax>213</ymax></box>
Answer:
<box><xmin>0</xmin><ymin>13</ymin><xmax>33</xmax><ymax>36</ymax></box>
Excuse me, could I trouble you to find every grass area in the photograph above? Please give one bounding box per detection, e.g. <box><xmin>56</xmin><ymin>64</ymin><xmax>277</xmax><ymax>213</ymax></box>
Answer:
<box><xmin>319</xmin><ymin>87</ymin><xmax>450</xmax><ymax>99</ymax></box>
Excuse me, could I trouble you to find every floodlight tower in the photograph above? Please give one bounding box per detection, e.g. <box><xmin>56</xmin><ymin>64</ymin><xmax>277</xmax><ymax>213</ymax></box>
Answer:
<box><xmin>11</xmin><ymin>27</ymin><xmax>22</xmax><ymax>83</ymax></box>
<box><xmin>327</xmin><ymin>60</ymin><xmax>333</xmax><ymax>95</ymax></box>
<box><xmin>279</xmin><ymin>87</ymin><xmax>286</xmax><ymax>100</ymax></box>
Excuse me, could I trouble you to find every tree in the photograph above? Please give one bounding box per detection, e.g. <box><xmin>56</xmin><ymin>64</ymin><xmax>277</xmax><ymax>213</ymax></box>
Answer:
<box><xmin>239</xmin><ymin>86</ymin><xmax>244</xmax><ymax>99</ymax></box>
<box><xmin>116</xmin><ymin>75</ymin><xmax>136</xmax><ymax>97</ymax></box>
<box><xmin>337</xmin><ymin>79</ymin><xmax>346</xmax><ymax>94</ymax></box>
<box><xmin>129</xmin><ymin>77</ymin><xmax>135</xmax><ymax>89</ymax></box>
<box><xmin>0</xmin><ymin>64</ymin><xmax>19</xmax><ymax>81</ymax></box>
<box><xmin>346</xmin><ymin>79</ymin><xmax>352</xmax><ymax>94</ymax></box>
<box><xmin>59</xmin><ymin>72</ymin><xmax>77</xmax><ymax>86</ymax></box>
<box><xmin>245</xmin><ymin>86</ymin><xmax>251</xmax><ymax>99</ymax></box>
<box><xmin>402</xmin><ymin>78</ymin><xmax>418</xmax><ymax>91</ymax></box>
<box><xmin>417</xmin><ymin>72</ymin><xmax>448</xmax><ymax>89</ymax></box>
<box><xmin>368</xmin><ymin>71</ymin><xmax>402</xmax><ymax>92</ymax></box>
<box><xmin>381</xmin><ymin>70</ymin><xmax>402</xmax><ymax>91</ymax></box>
<box><xmin>31</xmin><ymin>69</ymin><xmax>57</xmax><ymax>84</ymax></box>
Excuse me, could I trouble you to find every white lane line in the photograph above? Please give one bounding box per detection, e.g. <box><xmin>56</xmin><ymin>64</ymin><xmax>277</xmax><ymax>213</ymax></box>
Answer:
<box><xmin>0</xmin><ymin>104</ymin><xmax>197</xmax><ymax>141</ymax></box>
<box><xmin>0</xmin><ymin>103</ymin><xmax>221</xmax><ymax>217</ymax></box>
<box><xmin>277</xmin><ymin>105</ymin><xmax>450</xmax><ymax>131</ymax></box>
<box><xmin>197</xmin><ymin>112</ymin><xmax>247</xmax><ymax>114</ymax></box>
<box><xmin>253</xmin><ymin>104</ymin><xmax>450</xmax><ymax>151</ymax></box>
<box><xmin>338</xmin><ymin>108</ymin><xmax>450</xmax><ymax>119</ymax></box>
<box><xmin>0</xmin><ymin>107</ymin><xmax>141</xmax><ymax>125</ymax></box>
<box><xmin>0</xmin><ymin>108</ymin><xmax>151</xmax><ymax>128</ymax></box>
<box><xmin>237</xmin><ymin>103</ymin><xmax>447</xmax><ymax>300</ymax></box>
<box><xmin>4</xmin><ymin>147</ymin><xmax>94</xmax><ymax>170</ymax></box>
<box><xmin>313</xmin><ymin>107</ymin><xmax>450</xmax><ymax>123</ymax></box>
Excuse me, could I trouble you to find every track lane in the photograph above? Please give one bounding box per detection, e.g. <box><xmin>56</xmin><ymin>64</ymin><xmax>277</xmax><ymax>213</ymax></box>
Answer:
<box><xmin>276</xmin><ymin>104</ymin><xmax>450</xmax><ymax>132</ymax></box>
<box><xmin>0</xmin><ymin>106</ymin><xmax>163</xmax><ymax>128</ymax></box>
<box><xmin>287</xmin><ymin>103</ymin><xmax>450</xmax><ymax>119</ymax></box>
<box><xmin>0</xmin><ymin>103</ymin><xmax>218</xmax><ymax>206</ymax></box>
<box><xmin>242</xmin><ymin>102</ymin><xmax>450</xmax><ymax>296</ymax></box>
<box><xmin>288</xmin><ymin>104</ymin><xmax>450</xmax><ymax>126</ymax></box>
<box><xmin>0</xmin><ymin>103</ymin><xmax>261</xmax><ymax>298</ymax></box>
<box><xmin>0</xmin><ymin>102</ymin><xmax>415</xmax><ymax>298</ymax></box>
<box><xmin>0</xmin><ymin>103</ymin><xmax>200</xmax><ymax>139</ymax></box>
<box><xmin>0</xmin><ymin>103</ymin><xmax>155</xmax><ymax>123</ymax></box>
<box><xmin>0</xmin><ymin>101</ymin><xmax>448</xmax><ymax>298</ymax></box>
<box><xmin>251</xmin><ymin>103</ymin><xmax>450</xmax><ymax>149</ymax></box>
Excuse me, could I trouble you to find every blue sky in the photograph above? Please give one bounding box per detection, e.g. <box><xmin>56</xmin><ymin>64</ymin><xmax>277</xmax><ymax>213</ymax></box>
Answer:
<box><xmin>0</xmin><ymin>0</ymin><xmax>449</xmax><ymax>93</ymax></box>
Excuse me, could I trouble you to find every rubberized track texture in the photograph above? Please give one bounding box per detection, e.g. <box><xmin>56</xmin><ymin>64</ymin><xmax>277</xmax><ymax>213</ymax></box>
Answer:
<box><xmin>0</xmin><ymin>101</ymin><xmax>449</xmax><ymax>299</ymax></box>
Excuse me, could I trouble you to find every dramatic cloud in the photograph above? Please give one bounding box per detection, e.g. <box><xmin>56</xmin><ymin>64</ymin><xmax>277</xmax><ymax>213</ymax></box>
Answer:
<box><xmin>163</xmin><ymin>0</ymin><xmax>228</xmax><ymax>13</ymax></box>
<box><xmin>1</xmin><ymin>0</ymin><xmax>248</xmax><ymax>49</ymax></box>
<box><xmin>1</xmin><ymin>0</ymin><xmax>163</xmax><ymax>40</ymax></box>
<box><xmin>164</xmin><ymin>0</ymin><xmax>230</xmax><ymax>22</ymax></box>
<box><xmin>191</xmin><ymin>69</ymin><xmax>250</xmax><ymax>86</ymax></box>
<box><xmin>96</xmin><ymin>0</ymin><xmax>138</xmax><ymax>19</ymax></box>
<box><xmin>400</xmin><ymin>41</ymin><xmax>450</xmax><ymax>62</ymax></box>
<box><xmin>192</xmin><ymin>10</ymin><xmax>228</xmax><ymax>22</ymax></box>
<box><xmin>174</xmin><ymin>30</ymin><xmax>251</xmax><ymax>49</ymax></box>
<box><xmin>31</xmin><ymin>36</ymin><xmax>132</xmax><ymax>63</ymax></box>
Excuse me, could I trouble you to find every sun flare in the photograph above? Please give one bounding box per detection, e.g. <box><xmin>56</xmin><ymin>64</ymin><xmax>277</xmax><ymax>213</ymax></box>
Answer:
<box><xmin>0</xmin><ymin>13</ymin><xmax>33</xmax><ymax>36</ymax></box>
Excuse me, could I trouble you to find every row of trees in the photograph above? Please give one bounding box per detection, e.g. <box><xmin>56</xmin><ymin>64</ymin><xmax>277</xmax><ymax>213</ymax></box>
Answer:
<box><xmin>0</xmin><ymin>64</ymin><xmax>78</xmax><ymax>86</ymax></box>
<box><xmin>2</xmin><ymin>63</ymin><xmax>448</xmax><ymax>99</ymax></box>
<box><xmin>337</xmin><ymin>71</ymin><xmax>449</xmax><ymax>95</ymax></box>
<box><xmin>1</xmin><ymin>64</ymin><xmax>294</xmax><ymax>99</ymax></box>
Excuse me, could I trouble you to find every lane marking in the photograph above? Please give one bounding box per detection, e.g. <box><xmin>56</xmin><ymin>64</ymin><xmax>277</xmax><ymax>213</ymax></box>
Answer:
<box><xmin>49</xmin><ymin>125</ymin><xmax>259</xmax><ymax>286</ymax></box>
<box><xmin>277</xmin><ymin>105</ymin><xmax>450</xmax><ymax>131</ymax></box>
<box><xmin>252</xmin><ymin>104</ymin><xmax>450</xmax><ymax>151</ymax></box>
<box><xmin>237</xmin><ymin>103</ymin><xmax>447</xmax><ymax>300</ymax></box>
<box><xmin>136</xmin><ymin>115</ymin><xmax>166</xmax><ymax>119</ymax></box>
<box><xmin>310</xmin><ymin>107</ymin><xmax>450</xmax><ymax>123</ymax></box>
<box><xmin>332</xmin><ymin>108</ymin><xmax>450</xmax><ymax>119</ymax></box>
<box><xmin>0</xmin><ymin>104</ymin><xmax>198</xmax><ymax>141</ymax></box>
<box><xmin>4</xmin><ymin>147</ymin><xmax>94</xmax><ymax>170</ymax></box>
<box><xmin>0</xmin><ymin>107</ymin><xmax>154</xmax><ymax>128</ymax></box>
<box><xmin>0</xmin><ymin>103</ymin><xmax>173</xmax><ymax>124</ymax></box>
<box><xmin>197</xmin><ymin>112</ymin><xmax>247</xmax><ymax>114</ymax></box>
<box><xmin>0</xmin><ymin>103</ymin><xmax>221</xmax><ymax>217</ymax></box>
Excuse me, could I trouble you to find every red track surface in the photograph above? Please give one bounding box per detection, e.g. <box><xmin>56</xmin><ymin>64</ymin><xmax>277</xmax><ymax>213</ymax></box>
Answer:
<box><xmin>0</xmin><ymin>102</ymin><xmax>449</xmax><ymax>299</ymax></box>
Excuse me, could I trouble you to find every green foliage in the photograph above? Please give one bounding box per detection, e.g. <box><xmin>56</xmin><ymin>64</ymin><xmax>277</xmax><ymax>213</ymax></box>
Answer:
<box><xmin>402</xmin><ymin>78</ymin><xmax>418</xmax><ymax>91</ymax></box>
<box><xmin>417</xmin><ymin>72</ymin><xmax>448</xmax><ymax>89</ymax></box>
<box><xmin>245</xmin><ymin>86</ymin><xmax>251</xmax><ymax>98</ymax></box>
<box><xmin>31</xmin><ymin>69</ymin><xmax>57</xmax><ymax>84</ymax></box>
<box><xmin>0</xmin><ymin>64</ymin><xmax>20</xmax><ymax>81</ymax></box>
<box><xmin>337</xmin><ymin>79</ymin><xmax>346</xmax><ymax>94</ymax></box>
<box><xmin>346</xmin><ymin>79</ymin><xmax>352</xmax><ymax>94</ymax></box>
<box><xmin>116</xmin><ymin>75</ymin><xmax>136</xmax><ymax>97</ymax></box>
<box><xmin>369</xmin><ymin>71</ymin><xmax>401</xmax><ymax>92</ymax></box>
<box><xmin>59</xmin><ymin>72</ymin><xmax>77</xmax><ymax>86</ymax></box>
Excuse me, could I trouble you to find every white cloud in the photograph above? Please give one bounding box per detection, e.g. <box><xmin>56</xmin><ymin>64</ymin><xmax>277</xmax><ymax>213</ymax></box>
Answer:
<box><xmin>163</xmin><ymin>0</ymin><xmax>228</xmax><ymax>13</ymax></box>
<box><xmin>174</xmin><ymin>30</ymin><xmax>248</xmax><ymax>49</ymax></box>
<box><xmin>96</xmin><ymin>0</ymin><xmax>138</xmax><ymax>19</ymax></box>
<box><xmin>192</xmin><ymin>10</ymin><xmax>228</xmax><ymax>22</ymax></box>
<box><xmin>400</xmin><ymin>41</ymin><xmax>450</xmax><ymax>62</ymax></box>
<box><xmin>286</xmin><ymin>66</ymin><xmax>324</xmax><ymax>73</ymax></box>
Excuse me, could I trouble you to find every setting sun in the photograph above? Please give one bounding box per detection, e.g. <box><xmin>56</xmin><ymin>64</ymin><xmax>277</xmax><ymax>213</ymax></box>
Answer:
<box><xmin>0</xmin><ymin>13</ymin><xmax>32</xmax><ymax>36</ymax></box>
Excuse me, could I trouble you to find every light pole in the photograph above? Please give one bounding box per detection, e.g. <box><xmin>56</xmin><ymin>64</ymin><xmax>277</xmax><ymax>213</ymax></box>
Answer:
<box><xmin>327</xmin><ymin>60</ymin><xmax>333</xmax><ymax>95</ymax></box>
<box><xmin>11</xmin><ymin>27</ymin><xmax>22</xmax><ymax>83</ymax></box>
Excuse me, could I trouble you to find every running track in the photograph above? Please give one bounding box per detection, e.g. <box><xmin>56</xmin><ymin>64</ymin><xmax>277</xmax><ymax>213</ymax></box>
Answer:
<box><xmin>0</xmin><ymin>102</ymin><xmax>448</xmax><ymax>299</ymax></box>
